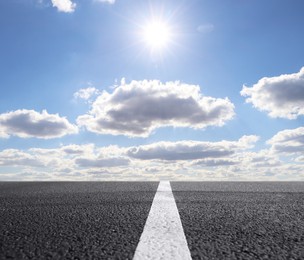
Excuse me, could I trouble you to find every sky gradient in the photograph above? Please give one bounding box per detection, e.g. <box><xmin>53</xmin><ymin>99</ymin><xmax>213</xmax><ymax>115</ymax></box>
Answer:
<box><xmin>0</xmin><ymin>0</ymin><xmax>304</xmax><ymax>181</ymax></box>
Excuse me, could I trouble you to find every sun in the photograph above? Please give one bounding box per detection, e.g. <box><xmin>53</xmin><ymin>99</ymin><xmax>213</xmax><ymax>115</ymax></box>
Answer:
<box><xmin>142</xmin><ymin>20</ymin><xmax>171</xmax><ymax>50</ymax></box>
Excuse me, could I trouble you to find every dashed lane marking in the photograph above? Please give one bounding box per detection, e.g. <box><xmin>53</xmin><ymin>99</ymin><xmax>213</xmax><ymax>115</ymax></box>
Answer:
<box><xmin>133</xmin><ymin>181</ymin><xmax>192</xmax><ymax>260</ymax></box>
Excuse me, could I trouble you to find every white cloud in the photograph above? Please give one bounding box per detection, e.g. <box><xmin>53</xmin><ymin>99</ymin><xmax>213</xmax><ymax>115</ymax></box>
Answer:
<box><xmin>2</xmin><ymin>135</ymin><xmax>304</xmax><ymax>181</ymax></box>
<box><xmin>0</xmin><ymin>144</ymin><xmax>95</xmax><ymax>174</ymax></box>
<box><xmin>241</xmin><ymin>67</ymin><xmax>304</xmax><ymax>119</ymax></box>
<box><xmin>77</xmin><ymin>80</ymin><xmax>235</xmax><ymax>137</ymax></box>
<box><xmin>0</xmin><ymin>109</ymin><xmax>78</xmax><ymax>139</ymax></box>
<box><xmin>267</xmin><ymin>127</ymin><xmax>304</xmax><ymax>153</ymax></box>
<box><xmin>242</xmin><ymin>150</ymin><xmax>282</xmax><ymax>168</ymax></box>
<box><xmin>0</xmin><ymin>129</ymin><xmax>8</xmax><ymax>138</ymax></box>
<box><xmin>194</xmin><ymin>159</ymin><xmax>238</xmax><ymax>167</ymax></box>
<box><xmin>74</xmin><ymin>144</ymin><xmax>129</xmax><ymax>168</ymax></box>
<box><xmin>51</xmin><ymin>0</ymin><xmax>76</xmax><ymax>13</ymax></box>
<box><xmin>197</xmin><ymin>23</ymin><xmax>214</xmax><ymax>33</ymax></box>
<box><xmin>95</xmin><ymin>0</ymin><xmax>115</xmax><ymax>3</ymax></box>
<box><xmin>73</xmin><ymin>87</ymin><xmax>100</xmax><ymax>102</ymax></box>
<box><xmin>295</xmin><ymin>156</ymin><xmax>304</xmax><ymax>162</ymax></box>
<box><xmin>75</xmin><ymin>157</ymin><xmax>130</xmax><ymax>168</ymax></box>
<box><xmin>0</xmin><ymin>144</ymin><xmax>129</xmax><ymax>179</ymax></box>
<box><xmin>61</xmin><ymin>144</ymin><xmax>95</xmax><ymax>155</ymax></box>
<box><xmin>127</xmin><ymin>135</ymin><xmax>259</xmax><ymax>161</ymax></box>
<box><xmin>0</xmin><ymin>149</ymin><xmax>45</xmax><ymax>168</ymax></box>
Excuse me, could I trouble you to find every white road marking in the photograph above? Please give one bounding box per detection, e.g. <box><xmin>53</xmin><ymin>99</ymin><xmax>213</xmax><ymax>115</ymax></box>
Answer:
<box><xmin>133</xmin><ymin>181</ymin><xmax>192</xmax><ymax>260</ymax></box>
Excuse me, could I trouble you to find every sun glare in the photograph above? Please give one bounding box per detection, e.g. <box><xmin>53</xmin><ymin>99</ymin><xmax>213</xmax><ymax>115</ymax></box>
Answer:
<box><xmin>142</xmin><ymin>20</ymin><xmax>171</xmax><ymax>50</ymax></box>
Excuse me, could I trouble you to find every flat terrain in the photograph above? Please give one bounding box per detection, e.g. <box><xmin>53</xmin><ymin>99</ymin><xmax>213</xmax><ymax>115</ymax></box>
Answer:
<box><xmin>0</xmin><ymin>182</ymin><xmax>304</xmax><ymax>259</ymax></box>
<box><xmin>172</xmin><ymin>182</ymin><xmax>304</xmax><ymax>260</ymax></box>
<box><xmin>0</xmin><ymin>182</ymin><xmax>158</xmax><ymax>259</ymax></box>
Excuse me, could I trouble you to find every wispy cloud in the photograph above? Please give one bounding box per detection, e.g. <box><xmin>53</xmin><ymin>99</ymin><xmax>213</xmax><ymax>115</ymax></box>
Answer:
<box><xmin>51</xmin><ymin>0</ymin><xmax>76</xmax><ymax>13</ymax></box>
<box><xmin>94</xmin><ymin>0</ymin><xmax>116</xmax><ymax>4</ymax></box>
<box><xmin>77</xmin><ymin>80</ymin><xmax>235</xmax><ymax>137</ymax></box>
<box><xmin>0</xmin><ymin>109</ymin><xmax>78</xmax><ymax>139</ymax></box>
<box><xmin>241</xmin><ymin>67</ymin><xmax>304</xmax><ymax>119</ymax></box>
<box><xmin>73</xmin><ymin>87</ymin><xmax>101</xmax><ymax>103</ymax></box>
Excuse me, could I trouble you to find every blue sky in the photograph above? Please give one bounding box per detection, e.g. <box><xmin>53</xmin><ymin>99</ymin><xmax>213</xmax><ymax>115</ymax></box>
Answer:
<box><xmin>0</xmin><ymin>0</ymin><xmax>304</xmax><ymax>180</ymax></box>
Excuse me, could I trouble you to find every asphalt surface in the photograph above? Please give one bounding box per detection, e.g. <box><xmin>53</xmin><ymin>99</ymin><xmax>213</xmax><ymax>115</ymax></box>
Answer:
<box><xmin>0</xmin><ymin>182</ymin><xmax>158</xmax><ymax>259</ymax></box>
<box><xmin>171</xmin><ymin>182</ymin><xmax>304</xmax><ymax>260</ymax></box>
<box><xmin>1</xmin><ymin>182</ymin><xmax>304</xmax><ymax>260</ymax></box>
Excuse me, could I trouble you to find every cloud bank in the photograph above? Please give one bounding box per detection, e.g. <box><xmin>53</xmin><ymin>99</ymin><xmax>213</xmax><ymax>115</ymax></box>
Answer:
<box><xmin>77</xmin><ymin>80</ymin><xmax>235</xmax><ymax>137</ymax></box>
<box><xmin>241</xmin><ymin>67</ymin><xmax>304</xmax><ymax>119</ymax></box>
<box><xmin>1</xmin><ymin>134</ymin><xmax>303</xmax><ymax>181</ymax></box>
<box><xmin>0</xmin><ymin>109</ymin><xmax>78</xmax><ymax>139</ymax></box>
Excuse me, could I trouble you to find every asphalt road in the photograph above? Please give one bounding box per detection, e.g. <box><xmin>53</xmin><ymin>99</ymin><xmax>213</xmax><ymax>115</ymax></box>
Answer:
<box><xmin>171</xmin><ymin>182</ymin><xmax>304</xmax><ymax>260</ymax></box>
<box><xmin>1</xmin><ymin>182</ymin><xmax>304</xmax><ymax>259</ymax></box>
<box><xmin>0</xmin><ymin>182</ymin><xmax>158</xmax><ymax>259</ymax></box>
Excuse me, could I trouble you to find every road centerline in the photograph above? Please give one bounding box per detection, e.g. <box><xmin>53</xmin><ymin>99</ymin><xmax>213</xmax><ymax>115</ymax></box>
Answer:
<box><xmin>133</xmin><ymin>181</ymin><xmax>192</xmax><ymax>260</ymax></box>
